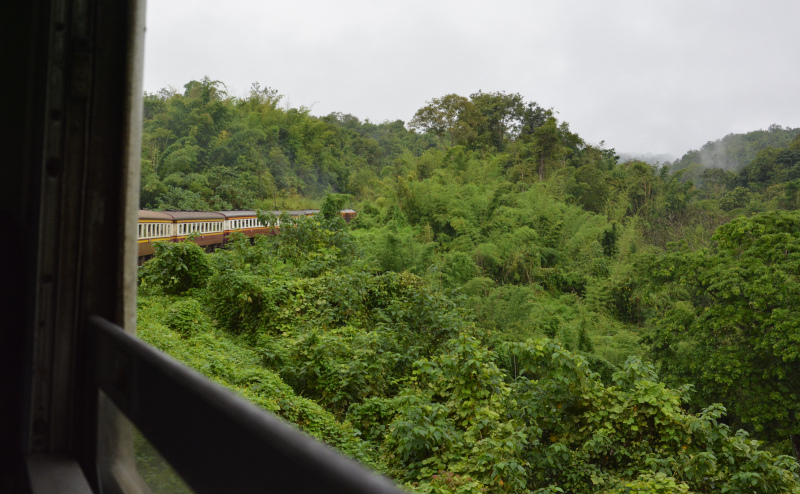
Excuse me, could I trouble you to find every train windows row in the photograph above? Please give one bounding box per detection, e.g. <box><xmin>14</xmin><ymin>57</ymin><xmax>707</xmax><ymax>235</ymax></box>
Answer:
<box><xmin>138</xmin><ymin>222</ymin><xmax>171</xmax><ymax>239</ymax></box>
<box><xmin>176</xmin><ymin>221</ymin><xmax>222</xmax><ymax>236</ymax></box>
<box><xmin>230</xmin><ymin>218</ymin><xmax>263</xmax><ymax>229</ymax></box>
<box><xmin>138</xmin><ymin>221</ymin><xmax>226</xmax><ymax>240</ymax></box>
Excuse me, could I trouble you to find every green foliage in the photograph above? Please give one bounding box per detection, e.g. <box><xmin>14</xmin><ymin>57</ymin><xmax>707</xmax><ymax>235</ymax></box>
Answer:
<box><xmin>137</xmin><ymin>294</ymin><xmax>384</xmax><ymax>469</ymax></box>
<box><xmin>139</xmin><ymin>240</ymin><xmax>212</xmax><ymax>294</ymax></box>
<box><xmin>166</xmin><ymin>298</ymin><xmax>210</xmax><ymax>336</ymax></box>
<box><xmin>647</xmin><ymin>210</ymin><xmax>800</xmax><ymax>450</ymax></box>
<box><xmin>382</xmin><ymin>336</ymin><xmax>800</xmax><ymax>493</ymax></box>
<box><xmin>136</xmin><ymin>82</ymin><xmax>800</xmax><ymax>490</ymax></box>
<box><xmin>141</xmin><ymin>79</ymin><xmax>435</xmax><ymax>208</ymax></box>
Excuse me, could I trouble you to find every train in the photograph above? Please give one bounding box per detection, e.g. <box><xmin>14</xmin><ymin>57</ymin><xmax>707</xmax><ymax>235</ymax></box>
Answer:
<box><xmin>138</xmin><ymin>208</ymin><xmax>357</xmax><ymax>263</ymax></box>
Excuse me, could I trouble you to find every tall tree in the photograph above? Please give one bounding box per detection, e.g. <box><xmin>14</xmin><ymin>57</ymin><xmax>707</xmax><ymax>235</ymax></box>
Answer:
<box><xmin>532</xmin><ymin>117</ymin><xmax>564</xmax><ymax>180</ymax></box>
<box><xmin>408</xmin><ymin>94</ymin><xmax>479</xmax><ymax>147</ymax></box>
<box><xmin>469</xmin><ymin>90</ymin><xmax>524</xmax><ymax>150</ymax></box>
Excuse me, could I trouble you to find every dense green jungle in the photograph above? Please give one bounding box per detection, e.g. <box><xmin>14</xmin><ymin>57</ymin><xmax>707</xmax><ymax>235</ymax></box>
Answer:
<box><xmin>137</xmin><ymin>78</ymin><xmax>800</xmax><ymax>493</ymax></box>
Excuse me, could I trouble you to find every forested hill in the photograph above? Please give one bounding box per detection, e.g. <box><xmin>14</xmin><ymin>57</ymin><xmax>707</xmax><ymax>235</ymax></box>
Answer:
<box><xmin>137</xmin><ymin>79</ymin><xmax>800</xmax><ymax>492</ymax></box>
<box><xmin>669</xmin><ymin>124</ymin><xmax>800</xmax><ymax>181</ymax></box>
<box><xmin>140</xmin><ymin>77</ymin><xmax>594</xmax><ymax>211</ymax></box>
<box><xmin>140</xmin><ymin>78</ymin><xmax>438</xmax><ymax>210</ymax></box>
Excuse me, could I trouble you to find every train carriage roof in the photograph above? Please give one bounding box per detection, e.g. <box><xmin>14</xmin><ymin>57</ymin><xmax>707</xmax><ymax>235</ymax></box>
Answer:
<box><xmin>165</xmin><ymin>211</ymin><xmax>226</xmax><ymax>221</ymax></box>
<box><xmin>139</xmin><ymin>210</ymin><xmax>175</xmax><ymax>221</ymax></box>
<box><xmin>216</xmin><ymin>210</ymin><xmax>258</xmax><ymax>219</ymax></box>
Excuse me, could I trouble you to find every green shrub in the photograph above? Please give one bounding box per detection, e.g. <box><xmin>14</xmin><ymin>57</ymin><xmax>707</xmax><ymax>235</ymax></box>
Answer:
<box><xmin>139</xmin><ymin>240</ymin><xmax>212</xmax><ymax>294</ymax></box>
<box><xmin>165</xmin><ymin>298</ymin><xmax>209</xmax><ymax>337</ymax></box>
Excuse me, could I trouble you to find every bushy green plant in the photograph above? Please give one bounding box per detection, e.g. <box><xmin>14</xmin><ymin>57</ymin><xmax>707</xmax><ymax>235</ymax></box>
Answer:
<box><xmin>139</xmin><ymin>240</ymin><xmax>212</xmax><ymax>294</ymax></box>
<box><xmin>165</xmin><ymin>298</ymin><xmax>210</xmax><ymax>337</ymax></box>
<box><xmin>383</xmin><ymin>336</ymin><xmax>800</xmax><ymax>493</ymax></box>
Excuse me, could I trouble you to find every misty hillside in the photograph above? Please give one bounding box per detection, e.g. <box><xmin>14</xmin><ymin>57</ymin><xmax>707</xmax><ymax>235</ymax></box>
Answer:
<box><xmin>617</xmin><ymin>152</ymin><xmax>675</xmax><ymax>165</ymax></box>
<box><xmin>670</xmin><ymin>125</ymin><xmax>800</xmax><ymax>179</ymax></box>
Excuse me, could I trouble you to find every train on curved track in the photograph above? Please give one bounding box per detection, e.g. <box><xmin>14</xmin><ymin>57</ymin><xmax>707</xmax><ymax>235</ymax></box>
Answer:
<box><xmin>137</xmin><ymin>208</ymin><xmax>356</xmax><ymax>263</ymax></box>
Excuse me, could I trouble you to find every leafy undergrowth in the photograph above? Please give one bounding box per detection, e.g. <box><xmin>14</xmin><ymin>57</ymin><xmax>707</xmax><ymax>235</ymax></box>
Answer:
<box><xmin>137</xmin><ymin>293</ymin><xmax>385</xmax><ymax>471</ymax></box>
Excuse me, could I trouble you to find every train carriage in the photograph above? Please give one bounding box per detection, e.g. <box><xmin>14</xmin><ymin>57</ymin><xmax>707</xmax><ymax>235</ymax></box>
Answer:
<box><xmin>218</xmin><ymin>210</ymin><xmax>274</xmax><ymax>241</ymax></box>
<box><xmin>137</xmin><ymin>210</ymin><xmax>175</xmax><ymax>260</ymax></box>
<box><xmin>341</xmin><ymin>208</ymin><xmax>357</xmax><ymax>223</ymax></box>
<box><xmin>170</xmin><ymin>210</ymin><xmax>226</xmax><ymax>249</ymax></box>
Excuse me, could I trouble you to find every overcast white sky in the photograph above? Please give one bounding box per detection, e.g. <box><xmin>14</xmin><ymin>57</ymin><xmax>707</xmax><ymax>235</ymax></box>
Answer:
<box><xmin>143</xmin><ymin>0</ymin><xmax>800</xmax><ymax>157</ymax></box>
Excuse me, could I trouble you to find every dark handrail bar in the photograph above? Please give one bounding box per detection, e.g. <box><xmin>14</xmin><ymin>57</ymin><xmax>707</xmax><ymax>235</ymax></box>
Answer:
<box><xmin>92</xmin><ymin>316</ymin><xmax>403</xmax><ymax>493</ymax></box>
